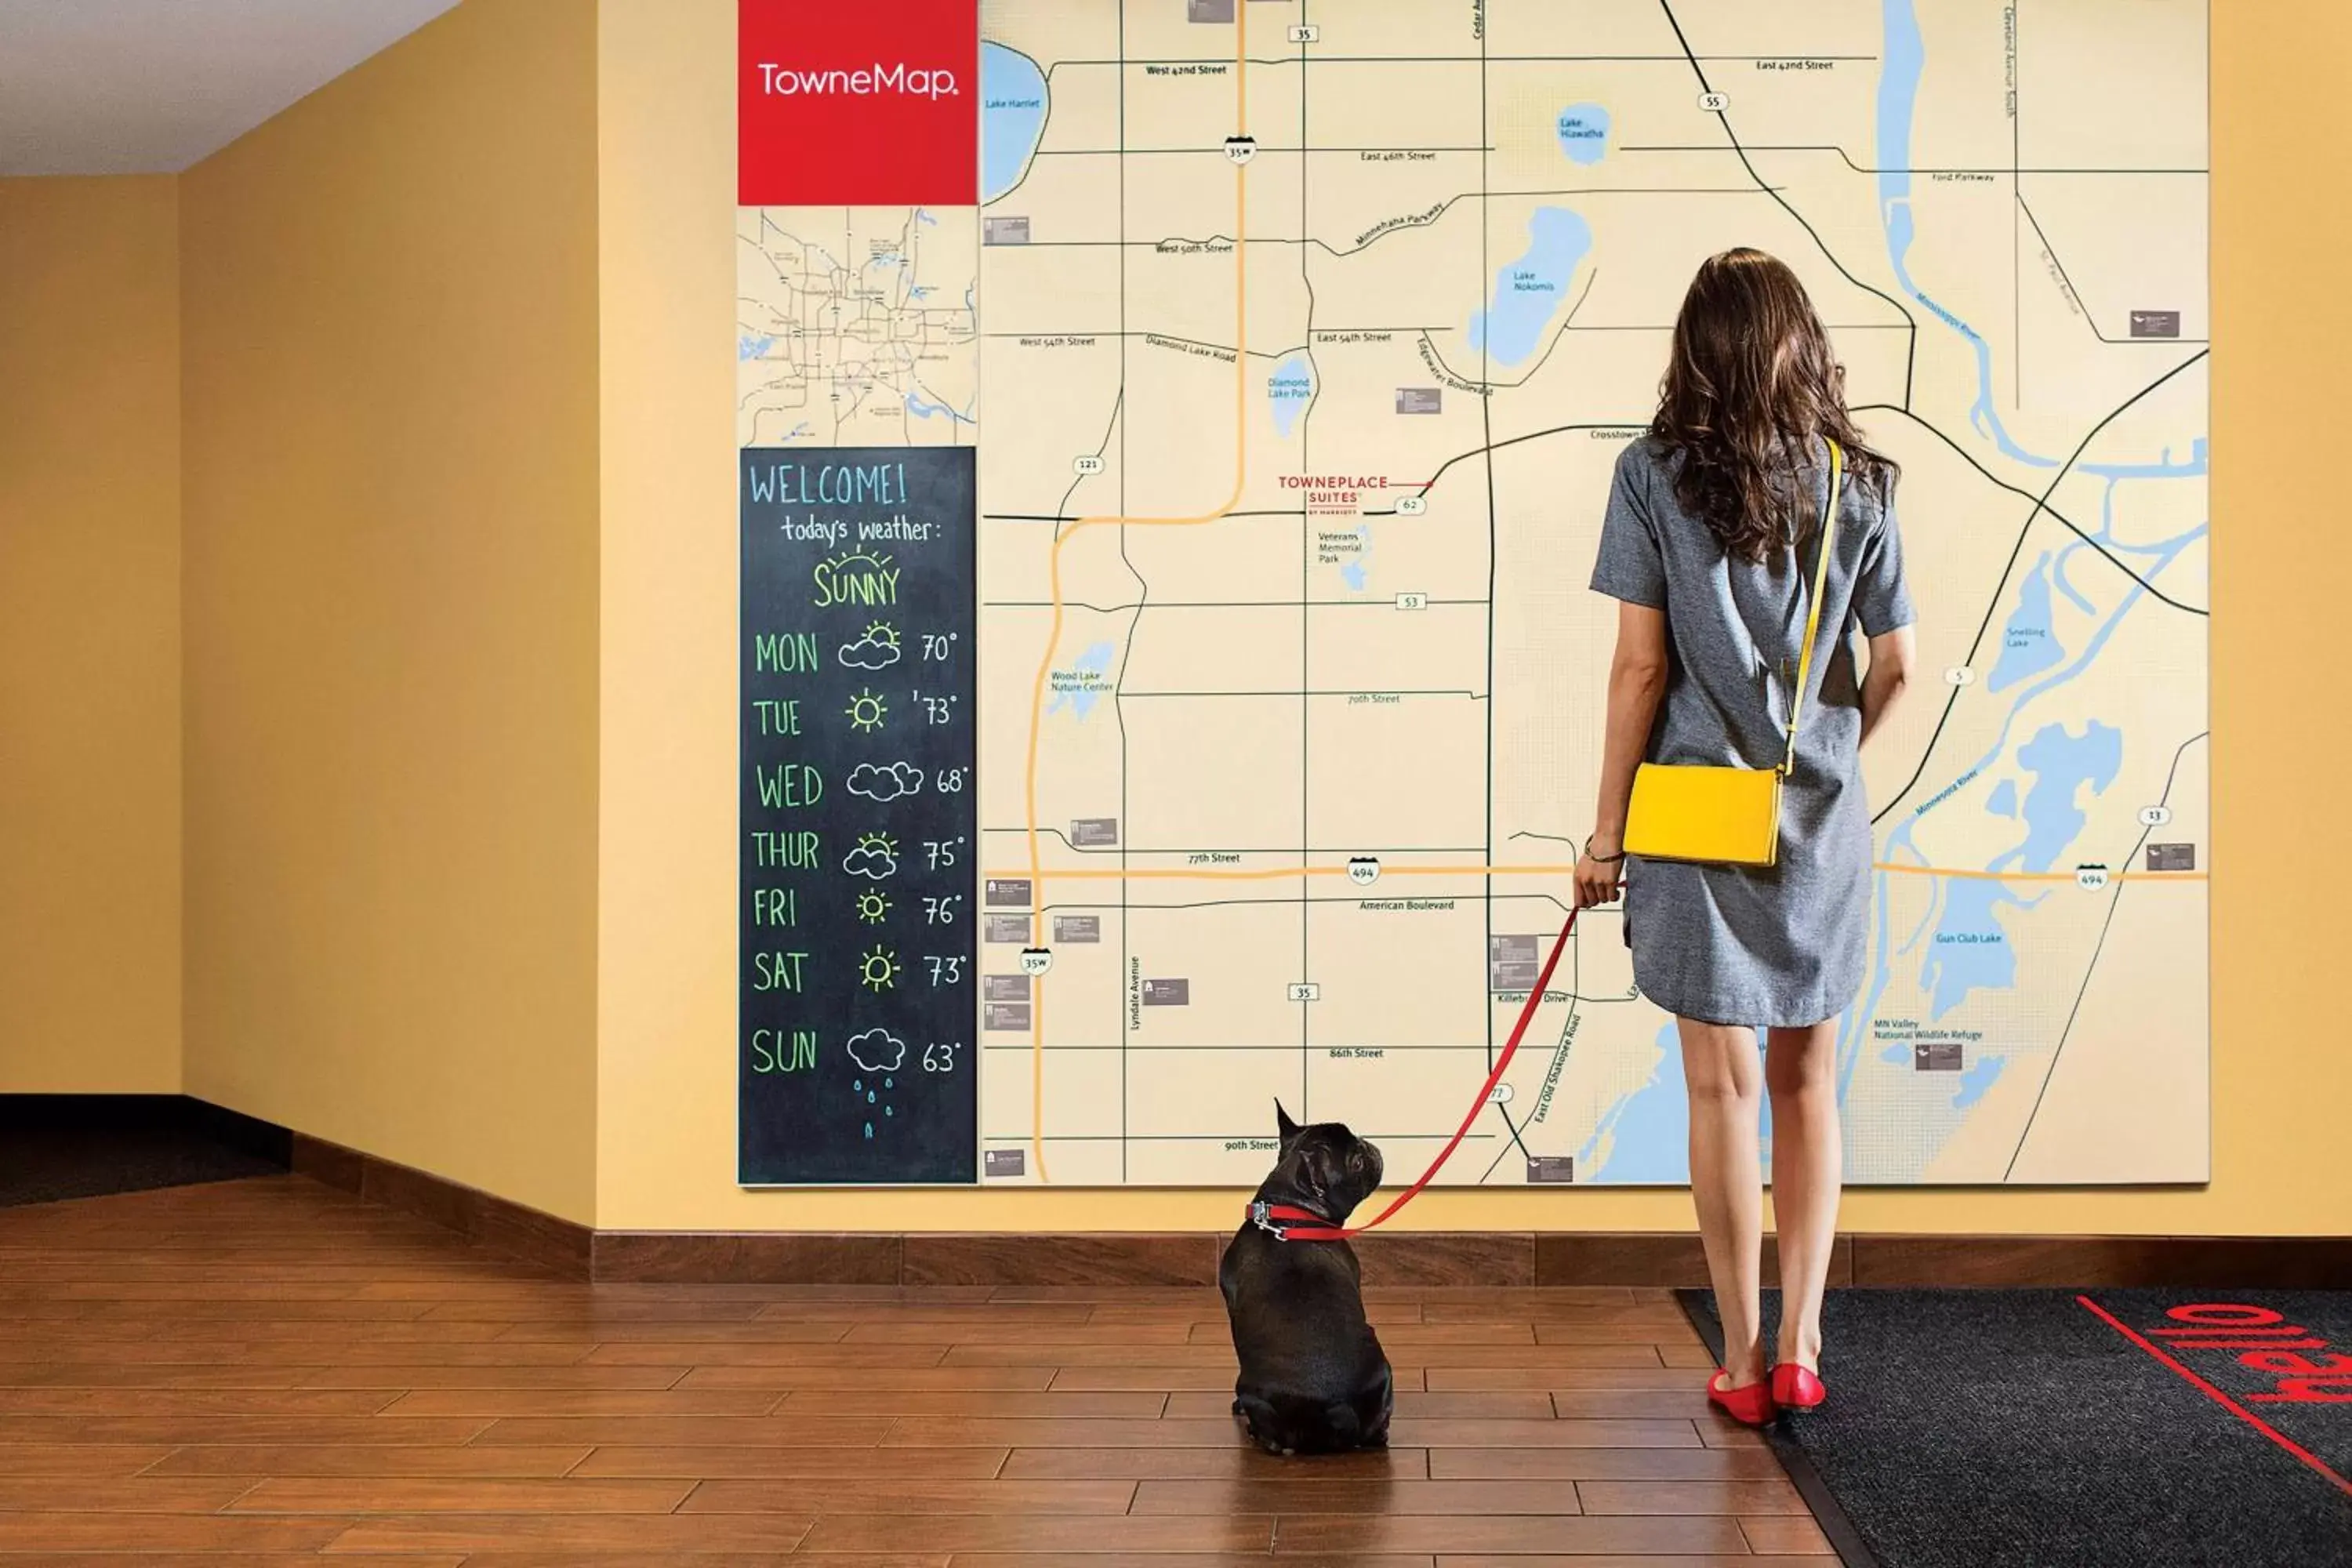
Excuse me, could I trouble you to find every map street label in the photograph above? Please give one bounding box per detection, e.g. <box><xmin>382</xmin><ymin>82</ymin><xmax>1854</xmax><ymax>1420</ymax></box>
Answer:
<box><xmin>1288</xmin><ymin>24</ymin><xmax>1320</xmax><ymax>43</ymax></box>
<box><xmin>2140</xmin><ymin>805</ymin><xmax>2174</xmax><ymax>828</ymax></box>
<box><xmin>1394</xmin><ymin>494</ymin><xmax>1428</xmax><ymax>516</ymax></box>
<box><xmin>2076</xmin><ymin>863</ymin><xmax>2112</xmax><ymax>891</ymax></box>
<box><xmin>1396</xmin><ymin>592</ymin><xmax>1428</xmax><ymax>609</ymax></box>
<box><xmin>1348</xmin><ymin>855</ymin><xmax>1381</xmax><ymax>886</ymax></box>
<box><xmin>1699</xmin><ymin>90</ymin><xmax>1730</xmax><ymax>111</ymax></box>
<box><xmin>1072</xmin><ymin>453</ymin><xmax>1104</xmax><ymax>474</ymax></box>
<box><xmin>1945</xmin><ymin>665</ymin><xmax>1976</xmax><ymax>687</ymax></box>
<box><xmin>1287</xmin><ymin>982</ymin><xmax>1320</xmax><ymax>1003</ymax></box>
<box><xmin>1019</xmin><ymin>947</ymin><xmax>1054</xmax><ymax>977</ymax></box>
<box><xmin>1223</xmin><ymin>135</ymin><xmax>1258</xmax><ymax>164</ymax></box>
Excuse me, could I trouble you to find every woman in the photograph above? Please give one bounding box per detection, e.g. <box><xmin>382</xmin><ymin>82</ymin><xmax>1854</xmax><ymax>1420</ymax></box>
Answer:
<box><xmin>1573</xmin><ymin>249</ymin><xmax>1916</xmax><ymax>1425</ymax></box>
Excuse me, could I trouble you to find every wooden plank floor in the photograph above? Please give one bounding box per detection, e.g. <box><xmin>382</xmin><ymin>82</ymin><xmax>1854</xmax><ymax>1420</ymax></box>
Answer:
<box><xmin>0</xmin><ymin>1177</ymin><xmax>1833</xmax><ymax>1563</ymax></box>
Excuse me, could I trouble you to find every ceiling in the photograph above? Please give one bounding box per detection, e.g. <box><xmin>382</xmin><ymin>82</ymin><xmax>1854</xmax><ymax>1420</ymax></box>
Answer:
<box><xmin>0</xmin><ymin>0</ymin><xmax>463</xmax><ymax>176</ymax></box>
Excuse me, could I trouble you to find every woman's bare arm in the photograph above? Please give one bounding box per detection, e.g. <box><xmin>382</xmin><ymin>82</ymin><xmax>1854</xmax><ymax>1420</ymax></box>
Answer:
<box><xmin>1576</xmin><ymin>602</ymin><xmax>1670</xmax><ymax>907</ymax></box>
<box><xmin>1858</xmin><ymin>624</ymin><xmax>1916</xmax><ymax>748</ymax></box>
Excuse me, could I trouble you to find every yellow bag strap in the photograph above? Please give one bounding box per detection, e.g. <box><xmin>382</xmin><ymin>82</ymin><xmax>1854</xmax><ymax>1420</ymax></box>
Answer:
<box><xmin>1780</xmin><ymin>437</ymin><xmax>1845</xmax><ymax>776</ymax></box>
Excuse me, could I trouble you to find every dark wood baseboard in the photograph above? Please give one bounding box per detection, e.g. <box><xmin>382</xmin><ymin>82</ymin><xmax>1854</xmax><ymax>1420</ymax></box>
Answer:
<box><xmin>291</xmin><ymin>1132</ymin><xmax>592</xmax><ymax>1279</ymax></box>
<box><xmin>412</xmin><ymin>1192</ymin><xmax>2352</xmax><ymax>1292</ymax></box>
<box><xmin>59</xmin><ymin>1109</ymin><xmax>2318</xmax><ymax>1290</ymax></box>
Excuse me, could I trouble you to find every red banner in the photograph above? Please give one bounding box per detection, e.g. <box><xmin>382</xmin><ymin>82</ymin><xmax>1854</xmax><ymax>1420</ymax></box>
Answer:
<box><xmin>739</xmin><ymin>0</ymin><xmax>978</xmax><ymax>206</ymax></box>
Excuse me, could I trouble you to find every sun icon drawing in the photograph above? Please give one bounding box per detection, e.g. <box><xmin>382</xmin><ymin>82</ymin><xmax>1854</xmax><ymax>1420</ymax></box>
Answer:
<box><xmin>844</xmin><ymin>687</ymin><xmax>889</xmax><ymax>732</ymax></box>
<box><xmin>858</xmin><ymin>945</ymin><xmax>900</xmax><ymax>993</ymax></box>
<box><xmin>855</xmin><ymin>889</ymin><xmax>891</xmax><ymax>924</ymax></box>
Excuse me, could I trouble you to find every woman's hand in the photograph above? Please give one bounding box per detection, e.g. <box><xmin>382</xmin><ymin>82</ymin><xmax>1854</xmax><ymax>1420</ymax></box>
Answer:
<box><xmin>1575</xmin><ymin>835</ymin><xmax>1625</xmax><ymax>909</ymax></box>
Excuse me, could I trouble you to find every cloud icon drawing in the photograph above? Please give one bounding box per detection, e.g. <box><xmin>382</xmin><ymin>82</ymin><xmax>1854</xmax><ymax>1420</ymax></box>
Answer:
<box><xmin>838</xmin><ymin>630</ymin><xmax>902</xmax><ymax>670</ymax></box>
<box><xmin>848</xmin><ymin>761</ymin><xmax>924</xmax><ymax>803</ymax></box>
<box><xmin>842</xmin><ymin>842</ymin><xmax>899</xmax><ymax>880</ymax></box>
<box><xmin>847</xmin><ymin>1028</ymin><xmax>906</xmax><ymax>1074</ymax></box>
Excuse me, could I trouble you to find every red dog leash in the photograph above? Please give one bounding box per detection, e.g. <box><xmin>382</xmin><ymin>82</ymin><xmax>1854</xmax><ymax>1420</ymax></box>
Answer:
<box><xmin>1248</xmin><ymin>905</ymin><xmax>1581</xmax><ymax>1242</ymax></box>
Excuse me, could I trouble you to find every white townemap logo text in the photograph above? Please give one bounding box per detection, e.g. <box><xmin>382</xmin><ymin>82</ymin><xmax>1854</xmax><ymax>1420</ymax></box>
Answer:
<box><xmin>756</xmin><ymin>62</ymin><xmax>960</xmax><ymax>98</ymax></box>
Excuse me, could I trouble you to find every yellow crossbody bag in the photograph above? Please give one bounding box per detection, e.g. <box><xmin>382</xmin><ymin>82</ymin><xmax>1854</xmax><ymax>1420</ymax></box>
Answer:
<box><xmin>1621</xmin><ymin>439</ymin><xmax>1843</xmax><ymax>869</ymax></box>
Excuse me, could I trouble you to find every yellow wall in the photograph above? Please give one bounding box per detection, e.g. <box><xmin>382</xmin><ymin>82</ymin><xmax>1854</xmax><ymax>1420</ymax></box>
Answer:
<box><xmin>0</xmin><ymin>177</ymin><xmax>183</xmax><ymax>1094</ymax></box>
<box><xmin>14</xmin><ymin>0</ymin><xmax>2333</xmax><ymax>1237</ymax></box>
<box><xmin>593</xmin><ymin>0</ymin><xmax>2349</xmax><ymax>1237</ymax></box>
<box><xmin>179</xmin><ymin>0</ymin><xmax>602</xmax><ymax>1223</ymax></box>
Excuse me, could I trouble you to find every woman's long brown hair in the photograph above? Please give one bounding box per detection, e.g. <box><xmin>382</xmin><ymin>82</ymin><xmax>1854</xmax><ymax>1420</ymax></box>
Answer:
<box><xmin>1650</xmin><ymin>248</ymin><xmax>1895</xmax><ymax>563</ymax></box>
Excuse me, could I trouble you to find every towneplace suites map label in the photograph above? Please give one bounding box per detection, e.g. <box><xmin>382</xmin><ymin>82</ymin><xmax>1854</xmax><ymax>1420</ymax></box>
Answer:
<box><xmin>739</xmin><ymin>447</ymin><xmax>978</xmax><ymax>1185</ymax></box>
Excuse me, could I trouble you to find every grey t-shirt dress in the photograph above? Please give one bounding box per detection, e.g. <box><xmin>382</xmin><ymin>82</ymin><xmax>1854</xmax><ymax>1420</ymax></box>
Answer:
<box><xmin>1590</xmin><ymin>435</ymin><xmax>1915</xmax><ymax>1029</ymax></box>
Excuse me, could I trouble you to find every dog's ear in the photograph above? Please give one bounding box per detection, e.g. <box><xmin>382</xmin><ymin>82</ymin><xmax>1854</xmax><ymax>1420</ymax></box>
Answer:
<box><xmin>1275</xmin><ymin>1100</ymin><xmax>1300</xmax><ymax>1143</ymax></box>
<box><xmin>1295</xmin><ymin>1139</ymin><xmax>1339</xmax><ymax>1206</ymax></box>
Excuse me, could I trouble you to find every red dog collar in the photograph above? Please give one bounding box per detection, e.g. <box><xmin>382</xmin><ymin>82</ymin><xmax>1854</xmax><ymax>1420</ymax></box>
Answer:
<box><xmin>1247</xmin><ymin>1200</ymin><xmax>1350</xmax><ymax>1242</ymax></box>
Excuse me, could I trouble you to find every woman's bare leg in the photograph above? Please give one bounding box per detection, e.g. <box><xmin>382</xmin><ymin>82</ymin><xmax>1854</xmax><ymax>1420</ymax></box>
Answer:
<box><xmin>1765</xmin><ymin>1020</ymin><xmax>1842</xmax><ymax>1370</ymax></box>
<box><xmin>1679</xmin><ymin>1018</ymin><xmax>1765</xmax><ymax>1387</ymax></box>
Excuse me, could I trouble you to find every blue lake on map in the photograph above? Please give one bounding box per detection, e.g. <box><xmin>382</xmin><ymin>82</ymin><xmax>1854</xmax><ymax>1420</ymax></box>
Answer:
<box><xmin>1581</xmin><ymin>1024</ymin><xmax>1688</xmax><ymax>1183</ymax></box>
<box><xmin>904</xmin><ymin>392</ymin><xmax>971</xmax><ymax>424</ymax></box>
<box><xmin>1341</xmin><ymin>524</ymin><xmax>1371</xmax><ymax>591</ymax></box>
<box><xmin>1468</xmin><ymin>207</ymin><xmax>1592</xmax><ymax>367</ymax></box>
<box><xmin>1267</xmin><ymin>354</ymin><xmax>1314</xmax><ymax>437</ymax></box>
<box><xmin>1988</xmin><ymin>554</ymin><xmax>2065</xmax><ymax>691</ymax></box>
<box><xmin>1555</xmin><ymin>103</ymin><xmax>1611</xmax><ymax>164</ymax></box>
<box><xmin>1952</xmin><ymin>1054</ymin><xmax>2005</xmax><ymax>1109</ymax></box>
<box><xmin>1875</xmin><ymin>0</ymin><xmax>2054</xmax><ymax>468</ymax></box>
<box><xmin>1987</xmin><ymin>779</ymin><xmax>2018</xmax><ymax>818</ymax></box>
<box><xmin>739</xmin><ymin>333</ymin><xmax>775</xmax><ymax>362</ymax></box>
<box><xmin>2084</xmin><ymin>437</ymin><xmax>2209</xmax><ymax>481</ymax></box>
<box><xmin>1922</xmin><ymin>878</ymin><xmax>2024</xmax><ymax>1019</ymax></box>
<box><xmin>982</xmin><ymin>44</ymin><xmax>1049</xmax><ymax>204</ymax></box>
<box><xmin>1046</xmin><ymin>641</ymin><xmax>1117</xmax><ymax>720</ymax></box>
<box><xmin>1999</xmin><ymin>720</ymin><xmax>2123</xmax><ymax>873</ymax></box>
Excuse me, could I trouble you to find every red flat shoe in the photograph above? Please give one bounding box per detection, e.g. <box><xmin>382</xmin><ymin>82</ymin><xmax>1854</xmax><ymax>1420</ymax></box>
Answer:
<box><xmin>1770</xmin><ymin>1362</ymin><xmax>1826</xmax><ymax>1411</ymax></box>
<box><xmin>1706</xmin><ymin>1370</ymin><xmax>1778</xmax><ymax>1426</ymax></box>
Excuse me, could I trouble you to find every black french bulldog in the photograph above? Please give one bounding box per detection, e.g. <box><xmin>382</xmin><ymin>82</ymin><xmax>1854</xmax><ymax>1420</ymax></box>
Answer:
<box><xmin>1218</xmin><ymin>1101</ymin><xmax>1392</xmax><ymax>1456</ymax></box>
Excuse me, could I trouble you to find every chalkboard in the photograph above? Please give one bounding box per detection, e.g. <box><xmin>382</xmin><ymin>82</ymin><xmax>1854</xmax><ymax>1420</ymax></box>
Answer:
<box><xmin>739</xmin><ymin>447</ymin><xmax>978</xmax><ymax>1185</ymax></box>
